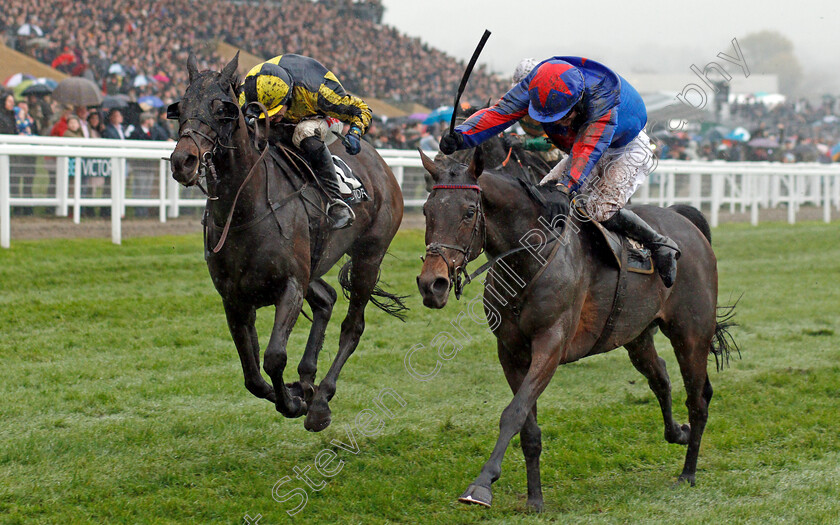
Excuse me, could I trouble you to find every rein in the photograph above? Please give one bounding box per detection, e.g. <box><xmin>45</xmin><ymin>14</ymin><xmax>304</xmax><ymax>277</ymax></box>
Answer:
<box><xmin>424</xmin><ymin>184</ymin><xmax>485</xmax><ymax>299</ymax></box>
<box><xmin>425</xmin><ymin>182</ymin><xmax>570</xmax><ymax>300</ymax></box>
<box><xmin>210</xmin><ymin>102</ymin><xmax>272</xmax><ymax>254</ymax></box>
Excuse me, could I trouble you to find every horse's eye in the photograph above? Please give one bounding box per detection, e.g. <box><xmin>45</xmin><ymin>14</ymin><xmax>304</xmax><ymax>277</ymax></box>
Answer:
<box><xmin>464</xmin><ymin>208</ymin><xmax>475</xmax><ymax>219</ymax></box>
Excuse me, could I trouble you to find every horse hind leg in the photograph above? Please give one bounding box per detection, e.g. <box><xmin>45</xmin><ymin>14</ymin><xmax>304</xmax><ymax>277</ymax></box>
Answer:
<box><xmin>304</xmin><ymin>250</ymin><xmax>384</xmax><ymax>432</ymax></box>
<box><xmin>624</xmin><ymin>324</ymin><xmax>690</xmax><ymax>445</ymax></box>
<box><xmin>288</xmin><ymin>278</ymin><xmax>337</xmax><ymax>403</ymax></box>
<box><xmin>667</xmin><ymin>327</ymin><xmax>714</xmax><ymax>486</ymax></box>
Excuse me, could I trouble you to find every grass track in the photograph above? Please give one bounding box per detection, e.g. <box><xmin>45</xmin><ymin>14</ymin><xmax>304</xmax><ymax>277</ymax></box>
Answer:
<box><xmin>1</xmin><ymin>221</ymin><xmax>839</xmax><ymax>524</ymax></box>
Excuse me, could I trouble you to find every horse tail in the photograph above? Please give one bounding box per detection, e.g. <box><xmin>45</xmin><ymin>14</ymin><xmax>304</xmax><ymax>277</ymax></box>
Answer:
<box><xmin>710</xmin><ymin>296</ymin><xmax>741</xmax><ymax>371</ymax></box>
<box><xmin>669</xmin><ymin>204</ymin><xmax>712</xmax><ymax>244</ymax></box>
<box><xmin>338</xmin><ymin>258</ymin><xmax>409</xmax><ymax>321</ymax></box>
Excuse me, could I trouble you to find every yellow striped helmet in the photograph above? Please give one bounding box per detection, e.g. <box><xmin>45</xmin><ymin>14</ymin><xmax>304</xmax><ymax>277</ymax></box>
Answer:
<box><xmin>238</xmin><ymin>62</ymin><xmax>293</xmax><ymax>119</ymax></box>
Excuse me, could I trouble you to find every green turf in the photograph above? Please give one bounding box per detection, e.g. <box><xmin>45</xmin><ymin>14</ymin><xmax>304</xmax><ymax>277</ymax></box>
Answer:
<box><xmin>1</xmin><ymin>221</ymin><xmax>839</xmax><ymax>524</ymax></box>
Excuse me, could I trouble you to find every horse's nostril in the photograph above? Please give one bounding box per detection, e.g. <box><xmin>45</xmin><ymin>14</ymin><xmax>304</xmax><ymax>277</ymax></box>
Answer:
<box><xmin>431</xmin><ymin>277</ymin><xmax>450</xmax><ymax>295</ymax></box>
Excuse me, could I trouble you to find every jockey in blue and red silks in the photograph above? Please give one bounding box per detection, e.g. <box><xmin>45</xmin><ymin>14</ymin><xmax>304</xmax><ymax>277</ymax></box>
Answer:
<box><xmin>439</xmin><ymin>56</ymin><xmax>681</xmax><ymax>287</ymax></box>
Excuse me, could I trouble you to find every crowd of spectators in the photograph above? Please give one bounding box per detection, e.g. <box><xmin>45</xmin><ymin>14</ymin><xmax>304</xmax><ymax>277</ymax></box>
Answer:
<box><xmin>1</xmin><ymin>0</ymin><xmax>507</xmax><ymax>111</ymax></box>
<box><xmin>654</xmin><ymin>96</ymin><xmax>840</xmax><ymax>164</ymax></box>
<box><xmin>3</xmin><ymin>1</ymin><xmax>840</xmax><ymax>164</ymax></box>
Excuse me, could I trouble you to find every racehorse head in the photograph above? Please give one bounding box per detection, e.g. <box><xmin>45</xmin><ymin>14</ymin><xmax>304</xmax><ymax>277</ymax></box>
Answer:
<box><xmin>169</xmin><ymin>52</ymin><xmax>242</xmax><ymax>187</ymax></box>
<box><xmin>416</xmin><ymin>147</ymin><xmax>485</xmax><ymax>308</ymax></box>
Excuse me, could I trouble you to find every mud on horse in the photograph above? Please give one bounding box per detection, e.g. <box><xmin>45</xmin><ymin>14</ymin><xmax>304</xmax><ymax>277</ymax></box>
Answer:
<box><xmin>169</xmin><ymin>53</ymin><xmax>406</xmax><ymax>432</ymax></box>
<box><xmin>417</xmin><ymin>148</ymin><xmax>737</xmax><ymax>511</ymax></box>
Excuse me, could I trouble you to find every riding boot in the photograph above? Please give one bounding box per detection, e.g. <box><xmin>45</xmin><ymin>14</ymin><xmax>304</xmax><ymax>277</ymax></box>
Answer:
<box><xmin>601</xmin><ymin>208</ymin><xmax>681</xmax><ymax>288</ymax></box>
<box><xmin>299</xmin><ymin>136</ymin><xmax>355</xmax><ymax>229</ymax></box>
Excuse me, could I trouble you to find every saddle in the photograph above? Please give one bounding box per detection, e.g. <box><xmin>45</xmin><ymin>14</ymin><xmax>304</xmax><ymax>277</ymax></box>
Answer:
<box><xmin>518</xmin><ymin>178</ymin><xmax>653</xmax><ymax>275</ymax></box>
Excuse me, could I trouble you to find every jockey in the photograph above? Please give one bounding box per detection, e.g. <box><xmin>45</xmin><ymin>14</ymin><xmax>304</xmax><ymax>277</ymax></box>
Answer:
<box><xmin>239</xmin><ymin>54</ymin><xmax>372</xmax><ymax>229</ymax></box>
<box><xmin>439</xmin><ymin>56</ymin><xmax>680</xmax><ymax>287</ymax></box>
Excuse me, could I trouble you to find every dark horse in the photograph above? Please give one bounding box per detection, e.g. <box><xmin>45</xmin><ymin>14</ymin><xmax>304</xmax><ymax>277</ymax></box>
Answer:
<box><xmin>416</xmin><ymin>148</ymin><xmax>735</xmax><ymax>511</ymax></box>
<box><xmin>169</xmin><ymin>53</ymin><xmax>405</xmax><ymax>432</ymax></box>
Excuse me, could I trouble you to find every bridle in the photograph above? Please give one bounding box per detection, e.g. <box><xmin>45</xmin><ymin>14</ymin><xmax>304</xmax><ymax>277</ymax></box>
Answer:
<box><xmin>423</xmin><ymin>184</ymin><xmax>486</xmax><ymax>299</ymax></box>
<box><xmin>171</xmin><ymin>89</ymin><xmax>274</xmax><ymax>254</ymax></box>
<box><xmin>175</xmin><ymin>112</ymin><xmax>237</xmax><ymax>200</ymax></box>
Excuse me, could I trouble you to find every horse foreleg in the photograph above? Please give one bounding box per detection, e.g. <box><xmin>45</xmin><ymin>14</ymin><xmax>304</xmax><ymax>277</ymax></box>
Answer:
<box><xmin>460</xmin><ymin>328</ymin><xmax>564</xmax><ymax>508</ymax></box>
<box><xmin>305</xmin><ymin>256</ymin><xmax>380</xmax><ymax>432</ymax></box>
<box><xmin>625</xmin><ymin>324</ymin><xmax>690</xmax><ymax>445</ymax></box>
<box><xmin>224</xmin><ymin>304</ymin><xmax>276</xmax><ymax>403</ymax></box>
<box><xmin>263</xmin><ymin>279</ymin><xmax>307</xmax><ymax>418</ymax></box>
<box><xmin>290</xmin><ymin>279</ymin><xmax>337</xmax><ymax>402</ymax></box>
<box><xmin>498</xmin><ymin>340</ymin><xmax>544</xmax><ymax>512</ymax></box>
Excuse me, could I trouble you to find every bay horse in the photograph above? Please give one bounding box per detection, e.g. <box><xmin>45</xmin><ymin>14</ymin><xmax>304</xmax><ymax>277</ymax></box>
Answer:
<box><xmin>169</xmin><ymin>53</ymin><xmax>406</xmax><ymax>432</ymax></box>
<box><xmin>416</xmin><ymin>148</ymin><xmax>736</xmax><ymax>511</ymax></box>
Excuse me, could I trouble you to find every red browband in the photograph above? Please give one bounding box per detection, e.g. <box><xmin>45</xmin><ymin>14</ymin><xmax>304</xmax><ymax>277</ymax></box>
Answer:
<box><xmin>431</xmin><ymin>184</ymin><xmax>482</xmax><ymax>192</ymax></box>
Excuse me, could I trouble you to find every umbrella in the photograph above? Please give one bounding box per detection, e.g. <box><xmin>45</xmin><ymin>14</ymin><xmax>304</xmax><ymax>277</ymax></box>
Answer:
<box><xmin>102</xmin><ymin>94</ymin><xmax>132</xmax><ymax>109</ymax></box>
<box><xmin>12</xmin><ymin>80</ymin><xmax>35</xmax><ymax>100</ymax></box>
<box><xmin>26</xmin><ymin>37</ymin><xmax>51</xmax><ymax>49</ymax></box>
<box><xmin>108</xmin><ymin>63</ymin><xmax>126</xmax><ymax>76</ymax></box>
<box><xmin>725</xmin><ymin>127</ymin><xmax>751</xmax><ymax>142</ymax></box>
<box><xmin>747</xmin><ymin>137</ymin><xmax>779</xmax><ymax>148</ymax></box>
<box><xmin>52</xmin><ymin>77</ymin><xmax>103</xmax><ymax>106</ymax></box>
<box><xmin>407</xmin><ymin>112</ymin><xmax>428</xmax><ymax>121</ymax></box>
<box><xmin>35</xmin><ymin>78</ymin><xmax>58</xmax><ymax>89</ymax></box>
<box><xmin>133</xmin><ymin>75</ymin><xmax>151</xmax><ymax>87</ymax></box>
<box><xmin>152</xmin><ymin>73</ymin><xmax>170</xmax><ymax>83</ymax></box>
<box><xmin>21</xmin><ymin>83</ymin><xmax>53</xmax><ymax>97</ymax></box>
<box><xmin>138</xmin><ymin>95</ymin><xmax>164</xmax><ymax>108</ymax></box>
<box><xmin>3</xmin><ymin>73</ymin><xmax>35</xmax><ymax>88</ymax></box>
<box><xmin>51</xmin><ymin>52</ymin><xmax>76</xmax><ymax>69</ymax></box>
<box><xmin>423</xmin><ymin>106</ymin><xmax>454</xmax><ymax>125</ymax></box>
<box><xmin>17</xmin><ymin>24</ymin><xmax>44</xmax><ymax>37</ymax></box>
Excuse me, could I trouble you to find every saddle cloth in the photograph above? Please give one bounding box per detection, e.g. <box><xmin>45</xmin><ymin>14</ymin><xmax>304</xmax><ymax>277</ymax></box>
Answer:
<box><xmin>331</xmin><ymin>155</ymin><xmax>370</xmax><ymax>204</ymax></box>
<box><xmin>589</xmin><ymin>220</ymin><xmax>654</xmax><ymax>275</ymax></box>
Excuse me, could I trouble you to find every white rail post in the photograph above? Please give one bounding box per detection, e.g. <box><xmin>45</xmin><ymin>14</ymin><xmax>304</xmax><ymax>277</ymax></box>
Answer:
<box><xmin>120</xmin><ymin>158</ymin><xmax>127</xmax><ymax>218</ymax></box>
<box><xmin>73</xmin><ymin>157</ymin><xmax>82</xmax><ymax>224</ymax></box>
<box><xmin>111</xmin><ymin>156</ymin><xmax>122</xmax><ymax>245</ymax></box>
<box><xmin>690</xmin><ymin>172</ymin><xmax>701</xmax><ymax>209</ymax></box>
<box><xmin>787</xmin><ymin>175</ymin><xmax>796</xmax><ymax>225</ymax></box>
<box><xmin>749</xmin><ymin>174</ymin><xmax>759</xmax><ymax>226</ymax></box>
<box><xmin>710</xmin><ymin>173</ymin><xmax>722</xmax><ymax>228</ymax></box>
<box><xmin>1</xmin><ymin>155</ymin><xmax>10</xmax><ymax>249</ymax></box>
<box><xmin>168</xmin><ymin>174</ymin><xmax>180</xmax><ymax>218</ymax></box>
<box><xmin>393</xmin><ymin>165</ymin><xmax>404</xmax><ymax>187</ymax></box>
<box><xmin>56</xmin><ymin>156</ymin><xmax>69</xmax><ymax>216</ymax></box>
<box><xmin>824</xmin><ymin>175</ymin><xmax>831</xmax><ymax>223</ymax></box>
<box><xmin>159</xmin><ymin>159</ymin><xmax>167</xmax><ymax>223</ymax></box>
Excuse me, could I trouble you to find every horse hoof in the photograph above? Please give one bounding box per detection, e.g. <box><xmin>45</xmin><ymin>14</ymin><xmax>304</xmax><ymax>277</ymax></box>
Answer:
<box><xmin>526</xmin><ymin>498</ymin><xmax>544</xmax><ymax>513</ymax></box>
<box><xmin>675</xmin><ymin>473</ymin><xmax>696</xmax><ymax>487</ymax></box>
<box><xmin>458</xmin><ymin>484</ymin><xmax>492</xmax><ymax>508</ymax></box>
<box><xmin>275</xmin><ymin>396</ymin><xmax>307</xmax><ymax>419</ymax></box>
<box><xmin>665</xmin><ymin>423</ymin><xmax>691</xmax><ymax>445</ymax></box>
<box><xmin>286</xmin><ymin>382</ymin><xmax>304</xmax><ymax>399</ymax></box>
<box><xmin>304</xmin><ymin>401</ymin><xmax>332</xmax><ymax>432</ymax></box>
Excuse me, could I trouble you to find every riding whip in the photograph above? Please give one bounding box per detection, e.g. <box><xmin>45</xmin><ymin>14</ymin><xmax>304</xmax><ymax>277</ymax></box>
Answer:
<box><xmin>449</xmin><ymin>29</ymin><xmax>491</xmax><ymax>135</ymax></box>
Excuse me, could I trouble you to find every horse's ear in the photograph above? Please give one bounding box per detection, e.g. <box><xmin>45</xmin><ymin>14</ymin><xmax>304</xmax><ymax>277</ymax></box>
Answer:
<box><xmin>418</xmin><ymin>148</ymin><xmax>441</xmax><ymax>182</ymax></box>
<box><xmin>187</xmin><ymin>53</ymin><xmax>199</xmax><ymax>83</ymax></box>
<box><xmin>221</xmin><ymin>52</ymin><xmax>239</xmax><ymax>85</ymax></box>
<box><xmin>468</xmin><ymin>146</ymin><xmax>484</xmax><ymax>180</ymax></box>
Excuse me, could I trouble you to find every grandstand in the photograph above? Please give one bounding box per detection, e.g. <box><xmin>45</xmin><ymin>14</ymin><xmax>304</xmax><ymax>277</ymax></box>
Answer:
<box><xmin>0</xmin><ymin>0</ymin><xmax>508</xmax><ymax>110</ymax></box>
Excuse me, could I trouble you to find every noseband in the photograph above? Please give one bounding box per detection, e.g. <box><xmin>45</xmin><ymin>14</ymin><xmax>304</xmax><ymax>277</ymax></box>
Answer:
<box><xmin>177</xmin><ymin>117</ymin><xmax>236</xmax><ymax>199</ymax></box>
<box><xmin>424</xmin><ymin>184</ymin><xmax>485</xmax><ymax>299</ymax></box>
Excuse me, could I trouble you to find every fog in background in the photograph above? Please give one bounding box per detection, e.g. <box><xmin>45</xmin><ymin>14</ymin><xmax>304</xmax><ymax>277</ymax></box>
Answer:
<box><xmin>381</xmin><ymin>0</ymin><xmax>840</xmax><ymax>96</ymax></box>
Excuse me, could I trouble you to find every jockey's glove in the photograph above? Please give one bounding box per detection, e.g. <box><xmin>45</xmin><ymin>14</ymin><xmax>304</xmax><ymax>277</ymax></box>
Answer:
<box><xmin>523</xmin><ymin>136</ymin><xmax>553</xmax><ymax>152</ymax></box>
<box><xmin>345</xmin><ymin>126</ymin><xmax>362</xmax><ymax>155</ymax></box>
<box><xmin>439</xmin><ymin>131</ymin><xmax>464</xmax><ymax>155</ymax></box>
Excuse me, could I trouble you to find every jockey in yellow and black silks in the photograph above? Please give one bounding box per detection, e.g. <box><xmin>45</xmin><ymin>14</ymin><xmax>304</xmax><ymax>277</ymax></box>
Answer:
<box><xmin>239</xmin><ymin>54</ymin><xmax>372</xmax><ymax>229</ymax></box>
